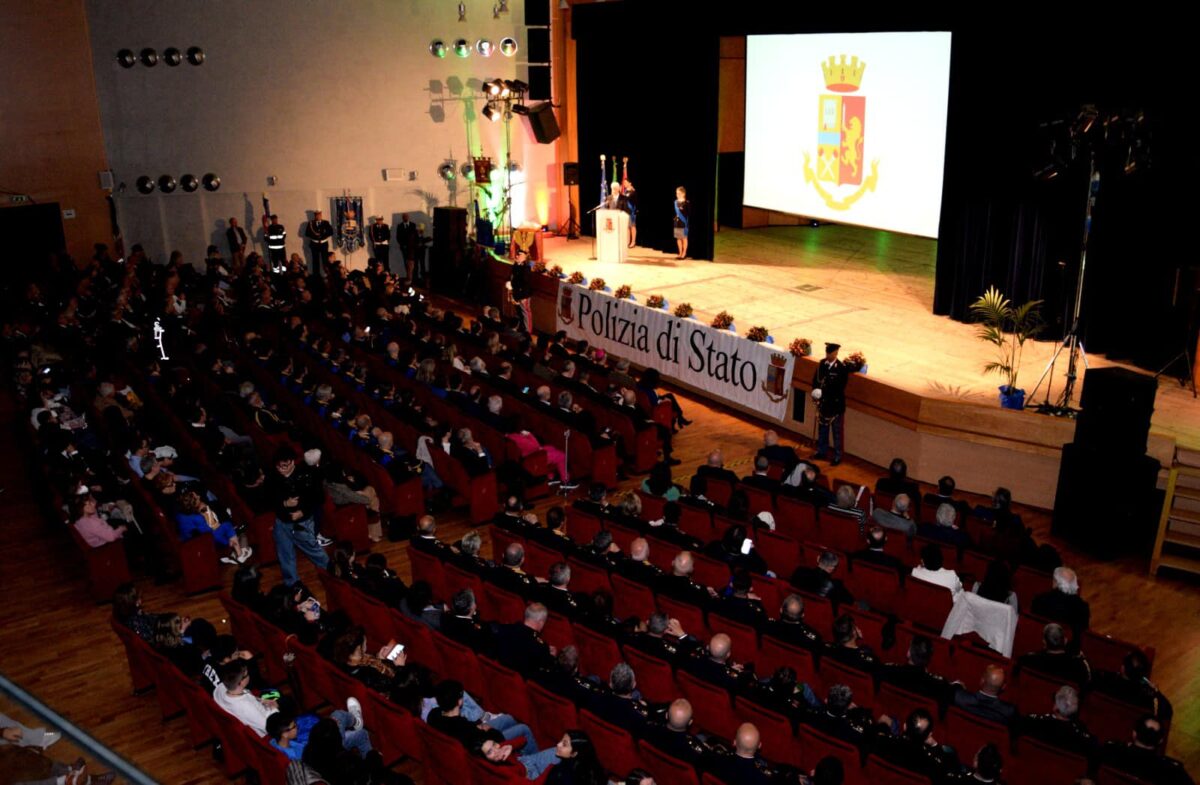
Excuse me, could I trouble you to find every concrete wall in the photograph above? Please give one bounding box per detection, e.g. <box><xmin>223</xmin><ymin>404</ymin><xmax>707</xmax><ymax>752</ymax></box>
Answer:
<box><xmin>85</xmin><ymin>0</ymin><xmax>561</xmax><ymax>267</ymax></box>
<box><xmin>0</xmin><ymin>1</ymin><xmax>111</xmax><ymax>264</ymax></box>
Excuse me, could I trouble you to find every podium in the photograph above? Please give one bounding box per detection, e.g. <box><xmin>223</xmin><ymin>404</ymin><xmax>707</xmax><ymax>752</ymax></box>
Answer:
<box><xmin>596</xmin><ymin>209</ymin><xmax>629</xmax><ymax>264</ymax></box>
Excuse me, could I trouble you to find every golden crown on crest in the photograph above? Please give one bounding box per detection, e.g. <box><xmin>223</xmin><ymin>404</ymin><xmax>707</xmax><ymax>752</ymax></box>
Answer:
<box><xmin>821</xmin><ymin>55</ymin><xmax>866</xmax><ymax>92</ymax></box>
<box><xmin>769</xmin><ymin>353</ymin><xmax>789</xmax><ymax>368</ymax></box>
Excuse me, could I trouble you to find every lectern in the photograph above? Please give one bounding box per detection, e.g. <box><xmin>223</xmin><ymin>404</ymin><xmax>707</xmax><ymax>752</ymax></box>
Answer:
<box><xmin>596</xmin><ymin>209</ymin><xmax>629</xmax><ymax>264</ymax></box>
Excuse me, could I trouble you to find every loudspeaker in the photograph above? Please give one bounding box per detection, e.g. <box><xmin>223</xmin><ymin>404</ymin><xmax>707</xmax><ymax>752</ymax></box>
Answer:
<box><xmin>432</xmin><ymin>207</ymin><xmax>467</xmax><ymax>292</ymax></box>
<box><xmin>524</xmin><ymin>0</ymin><xmax>550</xmax><ymax>26</ymax></box>
<box><xmin>526</xmin><ymin>102</ymin><xmax>560</xmax><ymax>144</ymax></box>
<box><xmin>527</xmin><ymin>28</ymin><xmax>550</xmax><ymax>63</ymax></box>
<box><xmin>528</xmin><ymin>66</ymin><xmax>551</xmax><ymax>101</ymax></box>
<box><xmin>563</xmin><ymin>162</ymin><xmax>580</xmax><ymax>186</ymax></box>
<box><xmin>1074</xmin><ymin>367</ymin><xmax>1156</xmax><ymax>453</ymax></box>
<box><xmin>433</xmin><ymin>206</ymin><xmax>467</xmax><ymax>249</ymax></box>
<box><xmin>1052</xmin><ymin>442</ymin><xmax>1161</xmax><ymax>557</ymax></box>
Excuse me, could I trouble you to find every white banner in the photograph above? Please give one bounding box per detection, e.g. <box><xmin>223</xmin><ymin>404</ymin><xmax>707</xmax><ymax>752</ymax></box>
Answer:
<box><xmin>555</xmin><ymin>283</ymin><xmax>795</xmax><ymax>420</ymax></box>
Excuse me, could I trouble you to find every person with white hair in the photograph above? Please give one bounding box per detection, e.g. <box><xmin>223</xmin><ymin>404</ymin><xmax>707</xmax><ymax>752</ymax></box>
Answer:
<box><xmin>872</xmin><ymin>492</ymin><xmax>917</xmax><ymax>536</ymax></box>
<box><xmin>1017</xmin><ymin>684</ymin><xmax>1097</xmax><ymax>757</ymax></box>
<box><xmin>1031</xmin><ymin>566</ymin><xmax>1091</xmax><ymax>645</ymax></box>
<box><xmin>916</xmin><ymin>501</ymin><xmax>972</xmax><ymax>550</ymax></box>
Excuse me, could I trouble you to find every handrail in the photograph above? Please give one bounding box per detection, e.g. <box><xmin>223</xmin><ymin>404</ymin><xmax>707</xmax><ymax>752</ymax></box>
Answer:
<box><xmin>0</xmin><ymin>671</ymin><xmax>159</xmax><ymax>785</ymax></box>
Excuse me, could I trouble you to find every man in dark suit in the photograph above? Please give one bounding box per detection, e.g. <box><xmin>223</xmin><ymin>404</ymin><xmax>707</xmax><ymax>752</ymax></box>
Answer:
<box><xmin>573</xmin><ymin>483</ymin><xmax>613</xmax><ymax>519</ymax></box>
<box><xmin>1018</xmin><ymin>685</ymin><xmax>1097</xmax><ymax>758</ymax></box>
<box><xmin>441</xmin><ymin>588</ymin><xmax>497</xmax><ymax>656</ymax></box>
<box><xmin>1015</xmin><ymin>622</ymin><xmax>1092</xmax><ymax>687</ymax></box>
<box><xmin>740</xmin><ymin>455</ymin><xmax>779</xmax><ymax>492</ymax></box>
<box><xmin>680</xmin><ymin>633</ymin><xmax>752</xmax><ymax>695</ymax></box>
<box><xmin>711</xmin><ymin>723</ymin><xmax>786</xmax><ymax>785</ymax></box>
<box><xmin>953</xmin><ymin>665</ymin><xmax>1017</xmax><ymax>725</ymax></box>
<box><xmin>851</xmin><ymin>526</ymin><xmax>907</xmax><ymax>573</ymax></box>
<box><xmin>490</xmin><ymin>542</ymin><xmax>540</xmax><ymax>596</ymax></box>
<box><xmin>369</xmin><ymin>215</ymin><xmax>391</xmax><ymax>271</ymax></box>
<box><xmin>756</xmin><ymin>430</ymin><xmax>801</xmax><ymax>474</ymax></box>
<box><xmin>695</xmin><ymin>450</ymin><xmax>740</xmax><ymax>487</ymax></box>
<box><xmin>790</xmin><ymin>550</ymin><xmax>855</xmax><ymax>609</ymax></box>
<box><xmin>616</xmin><ymin>538</ymin><xmax>664</xmax><ymax>584</ymax></box>
<box><xmin>1030</xmin><ymin>566</ymin><xmax>1091</xmax><ymax>646</ymax></box>
<box><xmin>923</xmin><ymin>475</ymin><xmax>971</xmax><ymax>521</ymax></box>
<box><xmin>801</xmin><ymin>683</ymin><xmax>876</xmax><ymax>747</ymax></box>
<box><xmin>715</xmin><ymin>572</ymin><xmax>768</xmax><ymax>628</ymax></box>
<box><xmin>226</xmin><ymin>217</ymin><xmax>248</xmax><ymax>270</ymax></box>
<box><xmin>917</xmin><ymin>502</ymin><xmax>973</xmax><ymax>550</ymax></box>
<box><xmin>625</xmin><ymin>611</ymin><xmax>701</xmax><ymax>665</ymax></box>
<box><xmin>451</xmin><ymin>427</ymin><xmax>492</xmax><ymax>477</ymax></box>
<box><xmin>396</xmin><ymin>213</ymin><xmax>418</xmax><ymax>281</ymax></box>
<box><xmin>867</xmin><ymin>708</ymin><xmax>960</xmax><ymax>783</ymax></box>
<box><xmin>1100</xmin><ymin>716</ymin><xmax>1193</xmax><ymax>785</ymax></box>
<box><xmin>536</xmin><ymin>561</ymin><xmax>586</xmax><ymax>616</ymax></box>
<box><xmin>1091</xmin><ymin>650</ymin><xmax>1173</xmax><ymax>724</ymax></box>
<box><xmin>812</xmin><ymin>343</ymin><xmax>848</xmax><ymax>465</ymax></box>
<box><xmin>410</xmin><ymin>515</ymin><xmax>452</xmax><ymax>557</ymax></box>
<box><xmin>305</xmin><ymin>209</ymin><xmax>334</xmax><ymax>275</ymax></box>
<box><xmin>656</xmin><ymin>551</ymin><xmax>718</xmax><ymax>608</ymax></box>
<box><xmin>823</xmin><ymin>613</ymin><xmax>879</xmax><ymax>673</ymax></box>
<box><xmin>643</xmin><ymin>699</ymin><xmax>714</xmax><ymax>769</ymax></box>
<box><xmin>480</xmin><ymin>394</ymin><xmax>518</xmax><ymax>434</ymax></box>
<box><xmin>494</xmin><ymin>602</ymin><xmax>556</xmax><ymax>676</ymax></box>
<box><xmin>586</xmin><ymin>662</ymin><xmax>652</xmax><ymax>733</ymax></box>
<box><xmin>877</xmin><ymin>634</ymin><xmax>955</xmax><ymax>708</ymax></box>
<box><xmin>762</xmin><ymin>593</ymin><xmax>823</xmax><ymax>654</ymax></box>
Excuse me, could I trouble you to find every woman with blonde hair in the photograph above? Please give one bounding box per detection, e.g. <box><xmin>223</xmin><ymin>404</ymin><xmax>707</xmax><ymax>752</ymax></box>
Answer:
<box><xmin>175</xmin><ymin>489</ymin><xmax>253</xmax><ymax>565</ymax></box>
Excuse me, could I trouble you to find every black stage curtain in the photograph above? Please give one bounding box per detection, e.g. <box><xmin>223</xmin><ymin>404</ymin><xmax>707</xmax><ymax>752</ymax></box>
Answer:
<box><xmin>573</xmin><ymin>4</ymin><xmax>719</xmax><ymax>261</ymax></box>
<box><xmin>933</xmin><ymin>25</ymin><xmax>1192</xmax><ymax>371</ymax></box>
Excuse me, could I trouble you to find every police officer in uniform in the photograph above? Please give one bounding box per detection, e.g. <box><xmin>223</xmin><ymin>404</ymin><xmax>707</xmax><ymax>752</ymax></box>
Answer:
<box><xmin>370</xmin><ymin>215</ymin><xmax>391</xmax><ymax>271</ymax></box>
<box><xmin>812</xmin><ymin>342</ymin><xmax>848</xmax><ymax>465</ymax></box>
<box><xmin>265</xmin><ymin>214</ymin><xmax>287</xmax><ymax>273</ymax></box>
<box><xmin>305</xmin><ymin>209</ymin><xmax>334</xmax><ymax>275</ymax></box>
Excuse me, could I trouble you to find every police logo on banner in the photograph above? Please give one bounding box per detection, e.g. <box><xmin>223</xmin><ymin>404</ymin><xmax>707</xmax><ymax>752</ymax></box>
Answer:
<box><xmin>803</xmin><ymin>55</ymin><xmax>879</xmax><ymax>211</ymax></box>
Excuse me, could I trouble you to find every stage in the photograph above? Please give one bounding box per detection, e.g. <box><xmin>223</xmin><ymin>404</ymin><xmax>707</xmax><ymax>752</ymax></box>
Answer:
<box><xmin>538</xmin><ymin>225</ymin><xmax>1199</xmax><ymax>442</ymax></box>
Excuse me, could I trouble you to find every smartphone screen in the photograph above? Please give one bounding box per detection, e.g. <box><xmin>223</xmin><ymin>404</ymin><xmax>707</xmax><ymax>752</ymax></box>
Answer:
<box><xmin>386</xmin><ymin>643</ymin><xmax>405</xmax><ymax>661</ymax></box>
<box><xmin>740</xmin><ymin>538</ymin><xmax>755</xmax><ymax>555</ymax></box>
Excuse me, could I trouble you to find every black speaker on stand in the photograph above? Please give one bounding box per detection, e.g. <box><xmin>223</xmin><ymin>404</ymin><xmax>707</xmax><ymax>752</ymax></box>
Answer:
<box><xmin>432</xmin><ymin>206</ymin><xmax>467</xmax><ymax>294</ymax></box>
<box><xmin>1052</xmin><ymin>367</ymin><xmax>1162</xmax><ymax>557</ymax></box>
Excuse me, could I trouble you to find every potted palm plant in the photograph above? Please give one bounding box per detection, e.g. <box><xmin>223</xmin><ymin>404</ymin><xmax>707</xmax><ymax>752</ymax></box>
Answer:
<box><xmin>969</xmin><ymin>286</ymin><xmax>1044</xmax><ymax>409</ymax></box>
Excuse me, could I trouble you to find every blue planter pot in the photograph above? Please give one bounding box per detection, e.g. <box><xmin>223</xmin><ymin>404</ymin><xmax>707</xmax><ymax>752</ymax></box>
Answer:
<box><xmin>998</xmin><ymin>386</ymin><xmax>1025</xmax><ymax>410</ymax></box>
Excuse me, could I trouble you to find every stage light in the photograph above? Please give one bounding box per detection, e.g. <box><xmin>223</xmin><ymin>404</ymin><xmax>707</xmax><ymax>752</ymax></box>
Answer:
<box><xmin>136</xmin><ymin>176</ymin><xmax>155</xmax><ymax>194</ymax></box>
<box><xmin>482</xmin><ymin>102</ymin><xmax>500</xmax><ymax>122</ymax></box>
<box><xmin>499</xmin><ymin>37</ymin><xmax>518</xmax><ymax>57</ymax></box>
<box><xmin>158</xmin><ymin>174</ymin><xmax>177</xmax><ymax>193</ymax></box>
<box><xmin>140</xmin><ymin>48</ymin><xmax>158</xmax><ymax>67</ymax></box>
<box><xmin>117</xmin><ymin>49</ymin><xmax>136</xmax><ymax>68</ymax></box>
<box><xmin>438</xmin><ymin>163</ymin><xmax>457</xmax><ymax>181</ymax></box>
<box><xmin>180</xmin><ymin>174</ymin><xmax>199</xmax><ymax>192</ymax></box>
<box><xmin>163</xmin><ymin>47</ymin><xmax>182</xmax><ymax>66</ymax></box>
<box><xmin>430</xmin><ymin>39</ymin><xmax>447</xmax><ymax>58</ymax></box>
<box><xmin>202</xmin><ymin>173</ymin><xmax>221</xmax><ymax>191</ymax></box>
<box><xmin>485</xmin><ymin>78</ymin><xmax>503</xmax><ymax>96</ymax></box>
<box><xmin>187</xmin><ymin>47</ymin><xmax>205</xmax><ymax>65</ymax></box>
<box><xmin>476</xmin><ymin>39</ymin><xmax>495</xmax><ymax>57</ymax></box>
<box><xmin>498</xmin><ymin>0</ymin><xmax>510</xmax><ymax>12</ymax></box>
<box><xmin>505</xmin><ymin>79</ymin><xmax>528</xmax><ymax>94</ymax></box>
<box><xmin>453</xmin><ymin>39</ymin><xmax>471</xmax><ymax>58</ymax></box>
<box><xmin>511</xmin><ymin>103</ymin><xmax>530</xmax><ymax>116</ymax></box>
<box><xmin>460</xmin><ymin>162</ymin><xmax>475</xmax><ymax>178</ymax></box>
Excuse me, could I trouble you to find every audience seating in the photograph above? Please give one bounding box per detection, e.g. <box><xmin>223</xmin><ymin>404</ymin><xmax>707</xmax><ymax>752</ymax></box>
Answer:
<box><xmin>636</xmin><ymin>740</ymin><xmax>701</xmax><ymax>785</ymax></box>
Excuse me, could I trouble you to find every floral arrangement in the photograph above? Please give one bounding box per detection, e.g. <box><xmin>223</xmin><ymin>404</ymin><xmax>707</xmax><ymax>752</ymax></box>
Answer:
<box><xmin>532</xmin><ymin>260</ymin><xmax>547</xmax><ymax>274</ymax></box>
<box><xmin>711</xmin><ymin>311</ymin><xmax>735</xmax><ymax>330</ymax></box>
<box><xmin>646</xmin><ymin>294</ymin><xmax>666</xmax><ymax>309</ymax></box>
<box><xmin>548</xmin><ymin>264</ymin><xmax>563</xmax><ymax>278</ymax></box>
<box><xmin>588</xmin><ymin>277</ymin><xmax>607</xmax><ymax>291</ymax></box>
<box><xmin>614</xmin><ymin>285</ymin><xmax>632</xmax><ymax>300</ymax></box>
<box><xmin>673</xmin><ymin>302</ymin><xmax>693</xmax><ymax>318</ymax></box>
<box><xmin>789</xmin><ymin>337</ymin><xmax>813</xmax><ymax>357</ymax></box>
<box><xmin>845</xmin><ymin>351</ymin><xmax>868</xmax><ymax>372</ymax></box>
<box><xmin>567</xmin><ymin>271</ymin><xmax>585</xmax><ymax>285</ymax></box>
<box><xmin>745</xmin><ymin>326</ymin><xmax>770</xmax><ymax>342</ymax></box>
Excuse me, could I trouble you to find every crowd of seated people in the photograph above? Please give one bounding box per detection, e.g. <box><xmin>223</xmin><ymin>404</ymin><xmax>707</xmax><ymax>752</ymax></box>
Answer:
<box><xmin>3</xmin><ymin>238</ymin><xmax>1192</xmax><ymax>785</ymax></box>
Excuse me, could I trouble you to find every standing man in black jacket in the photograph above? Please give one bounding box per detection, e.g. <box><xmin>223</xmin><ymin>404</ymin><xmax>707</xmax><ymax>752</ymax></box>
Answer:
<box><xmin>265</xmin><ymin>446</ymin><xmax>328</xmax><ymax>585</ymax></box>
<box><xmin>306</xmin><ymin>209</ymin><xmax>334</xmax><ymax>276</ymax></box>
<box><xmin>812</xmin><ymin>342</ymin><xmax>848</xmax><ymax>465</ymax></box>
<box><xmin>226</xmin><ymin>217</ymin><xmax>248</xmax><ymax>272</ymax></box>
<box><xmin>370</xmin><ymin>215</ymin><xmax>391</xmax><ymax>271</ymax></box>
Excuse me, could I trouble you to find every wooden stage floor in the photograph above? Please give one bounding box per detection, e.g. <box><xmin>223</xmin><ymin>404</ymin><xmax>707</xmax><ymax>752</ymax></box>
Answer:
<box><xmin>539</xmin><ymin>226</ymin><xmax>1200</xmax><ymax>450</ymax></box>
